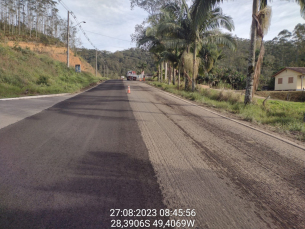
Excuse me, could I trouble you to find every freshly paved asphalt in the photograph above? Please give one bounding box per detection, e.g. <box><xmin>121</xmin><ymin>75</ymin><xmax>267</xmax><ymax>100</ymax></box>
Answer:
<box><xmin>1</xmin><ymin>80</ymin><xmax>305</xmax><ymax>229</ymax></box>
<box><xmin>0</xmin><ymin>80</ymin><xmax>167</xmax><ymax>228</ymax></box>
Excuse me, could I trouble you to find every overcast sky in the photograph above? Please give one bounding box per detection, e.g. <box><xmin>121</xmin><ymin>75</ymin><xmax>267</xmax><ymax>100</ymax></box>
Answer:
<box><xmin>57</xmin><ymin>0</ymin><xmax>304</xmax><ymax>52</ymax></box>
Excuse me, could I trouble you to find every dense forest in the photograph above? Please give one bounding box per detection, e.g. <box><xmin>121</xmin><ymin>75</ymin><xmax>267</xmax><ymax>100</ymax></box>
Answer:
<box><xmin>209</xmin><ymin>23</ymin><xmax>305</xmax><ymax>90</ymax></box>
<box><xmin>79</xmin><ymin>22</ymin><xmax>305</xmax><ymax>88</ymax></box>
<box><xmin>79</xmin><ymin>48</ymin><xmax>157</xmax><ymax>78</ymax></box>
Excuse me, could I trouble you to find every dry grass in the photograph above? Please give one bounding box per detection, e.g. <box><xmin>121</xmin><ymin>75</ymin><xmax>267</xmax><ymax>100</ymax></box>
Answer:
<box><xmin>149</xmin><ymin>81</ymin><xmax>305</xmax><ymax>141</ymax></box>
<box><xmin>256</xmin><ymin>90</ymin><xmax>305</xmax><ymax>102</ymax></box>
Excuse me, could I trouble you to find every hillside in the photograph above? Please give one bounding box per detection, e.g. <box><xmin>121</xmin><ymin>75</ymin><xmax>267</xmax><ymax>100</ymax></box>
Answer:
<box><xmin>79</xmin><ymin>48</ymin><xmax>157</xmax><ymax>78</ymax></box>
<box><xmin>6</xmin><ymin>41</ymin><xmax>98</xmax><ymax>76</ymax></box>
<box><xmin>0</xmin><ymin>42</ymin><xmax>104</xmax><ymax>98</ymax></box>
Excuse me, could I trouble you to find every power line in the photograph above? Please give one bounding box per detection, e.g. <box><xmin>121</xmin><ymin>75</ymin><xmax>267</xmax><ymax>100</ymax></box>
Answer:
<box><xmin>84</xmin><ymin>30</ymin><xmax>132</xmax><ymax>42</ymax></box>
<box><xmin>58</xmin><ymin>0</ymin><xmax>98</xmax><ymax>50</ymax></box>
<box><xmin>58</xmin><ymin>0</ymin><xmax>135</xmax><ymax>52</ymax></box>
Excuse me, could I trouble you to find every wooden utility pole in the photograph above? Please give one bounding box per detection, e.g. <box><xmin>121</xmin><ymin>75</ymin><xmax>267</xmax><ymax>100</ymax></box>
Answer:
<box><xmin>95</xmin><ymin>49</ymin><xmax>97</xmax><ymax>77</ymax></box>
<box><xmin>18</xmin><ymin>0</ymin><xmax>20</xmax><ymax>35</ymax></box>
<box><xmin>67</xmin><ymin>11</ymin><xmax>70</xmax><ymax>67</ymax></box>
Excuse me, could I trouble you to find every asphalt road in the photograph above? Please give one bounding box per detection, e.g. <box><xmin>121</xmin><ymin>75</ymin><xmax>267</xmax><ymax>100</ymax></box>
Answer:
<box><xmin>0</xmin><ymin>94</ymin><xmax>74</xmax><ymax>129</ymax></box>
<box><xmin>0</xmin><ymin>81</ymin><xmax>167</xmax><ymax>229</ymax></box>
<box><xmin>1</xmin><ymin>80</ymin><xmax>305</xmax><ymax>229</ymax></box>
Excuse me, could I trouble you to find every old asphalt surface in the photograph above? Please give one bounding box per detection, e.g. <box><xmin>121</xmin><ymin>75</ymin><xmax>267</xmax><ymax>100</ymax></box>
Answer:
<box><xmin>1</xmin><ymin>80</ymin><xmax>305</xmax><ymax>229</ymax></box>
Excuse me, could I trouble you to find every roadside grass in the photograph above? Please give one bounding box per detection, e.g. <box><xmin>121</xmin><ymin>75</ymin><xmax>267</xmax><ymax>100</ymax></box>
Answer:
<box><xmin>149</xmin><ymin>81</ymin><xmax>305</xmax><ymax>141</ymax></box>
<box><xmin>0</xmin><ymin>43</ymin><xmax>108</xmax><ymax>98</ymax></box>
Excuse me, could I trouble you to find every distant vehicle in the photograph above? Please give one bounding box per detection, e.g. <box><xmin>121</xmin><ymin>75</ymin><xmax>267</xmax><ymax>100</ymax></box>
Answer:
<box><xmin>126</xmin><ymin>71</ymin><xmax>138</xmax><ymax>81</ymax></box>
<box><xmin>126</xmin><ymin>71</ymin><xmax>145</xmax><ymax>81</ymax></box>
<box><xmin>121</xmin><ymin>76</ymin><xmax>125</xmax><ymax>80</ymax></box>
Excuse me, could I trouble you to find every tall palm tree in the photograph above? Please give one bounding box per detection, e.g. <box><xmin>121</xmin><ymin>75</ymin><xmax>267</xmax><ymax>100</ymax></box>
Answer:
<box><xmin>189</xmin><ymin>1</ymin><xmax>235</xmax><ymax>91</ymax></box>
<box><xmin>157</xmin><ymin>0</ymin><xmax>235</xmax><ymax>91</ymax></box>
<box><xmin>137</xmin><ymin>25</ymin><xmax>166</xmax><ymax>81</ymax></box>
<box><xmin>159</xmin><ymin>45</ymin><xmax>182</xmax><ymax>85</ymax></box>
<box><xmin>198</xmin><ymin>43</ymin><xmax>223</xmax><ymax>74</ymax></box>
<box><xmin>137</xmin><ymin>62</ymin><xmax>147</xmax><ymax>75</ymax></box>
<box><xmin>185</xmin><ymin>0</ymin><xmax>305</xmax><ymax>102</ymax></box>
<box><xmin>243</xmin><ymin>0</ymin><xmax>305</xmax><ymax>104</ymax></box>
<box><xmin>244</xmin><ymin>0</ymin><xmax>263</xmax><ymax>104</ymax></box>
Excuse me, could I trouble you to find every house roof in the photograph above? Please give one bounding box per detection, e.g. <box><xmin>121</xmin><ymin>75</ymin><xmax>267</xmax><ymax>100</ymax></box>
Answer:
<box><xmin>272</xmin><ymin>67</ymin><xmax>305</xmax><ymax>77</ymax></box>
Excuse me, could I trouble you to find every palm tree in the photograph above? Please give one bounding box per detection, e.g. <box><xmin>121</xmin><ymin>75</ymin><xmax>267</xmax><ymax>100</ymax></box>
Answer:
<box><xmin>198</xmin><ymin>43</ymin><xmax>223</xmax><ymax>75</ymax></box>
<box><xmin>191</xmin><ymin>4</ymin><xmax>236</xmax><ymax>91</ymax></box>
<box><xmin>159</xmin><ymin>46</ymin><xmax>182</xmax><ymax>85</ymax></box>
<box><xmin>157</xmin><ymin>0</ymin><xmax>235</xmax><ymax>91</ymax></box>
<box><xmin>137</xmin><ymin>62</ymin><xmax>147</xmax><ymax>75</ymax></box>
<box><xmin>137</xmin><ymin>25</ymin><xmax>166</xmax><ymax>81</ymax></box>
<box><xmin>180</xmin><ymin>0</ymin><xmax>305</xmax><ymax>102</ymax></box>
<box><xmin>243</xmin><ymin>0</ymin><xmax>305</xmax><ymax>104</ymax></box>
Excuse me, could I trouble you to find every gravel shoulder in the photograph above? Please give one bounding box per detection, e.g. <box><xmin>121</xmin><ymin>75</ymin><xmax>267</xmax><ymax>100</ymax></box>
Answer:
<box><xmin>127</xmin><ymin>81</ymin><xmax>305</xmax><ymax>229</ymax></box>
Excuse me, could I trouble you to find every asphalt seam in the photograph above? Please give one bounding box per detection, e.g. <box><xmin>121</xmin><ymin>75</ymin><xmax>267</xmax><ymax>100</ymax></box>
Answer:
<box><xmin>145</xmin><ymin>83</ymin><xmax>305</xmax><ymax>151</ymax></box>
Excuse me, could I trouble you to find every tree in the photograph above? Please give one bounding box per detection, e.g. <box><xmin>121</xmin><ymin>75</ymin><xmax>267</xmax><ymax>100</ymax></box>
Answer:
<box><xmin>137</xmin><ymin>62</ymin><xmax>147</xmax><ymax>74</ymax></box>
<box><xmin>198</xmin><ymin>43</ymin><xmax>223</xmax><ymax>75</ymax></box>
<box><xmin>156</xmin><ymin>0</ymin><xmax>235</xmax><ymax>90</ymax></box>
<box><xmin>244</xmin><ymin>0</ymin><xmax>305</xmax><ymax>104</ymax></box>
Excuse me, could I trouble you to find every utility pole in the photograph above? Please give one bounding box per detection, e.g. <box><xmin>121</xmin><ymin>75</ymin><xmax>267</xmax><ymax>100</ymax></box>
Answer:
<box><xmin>67</xmin><ymin>11</ymin><xmax>69</xmax><ymax>67</ymax></box>
<box><xmin>95</xmin><ymin>49</ymin><xmax>97</xmax><ymax>77</ymax></box>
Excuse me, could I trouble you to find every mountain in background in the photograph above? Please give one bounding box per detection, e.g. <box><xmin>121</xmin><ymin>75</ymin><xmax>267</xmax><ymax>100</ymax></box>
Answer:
<box><xmin>79</xmin><ymin>48</ymin><xmax>157</xmax><ymax>78</ymax></box>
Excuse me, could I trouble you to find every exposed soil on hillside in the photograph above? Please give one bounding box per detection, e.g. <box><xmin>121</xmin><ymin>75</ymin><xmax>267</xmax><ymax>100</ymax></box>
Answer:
<box><xmin>7</xmin><ymin>41</ymin><xmax>97</xmax><ymax>76</ymax></box>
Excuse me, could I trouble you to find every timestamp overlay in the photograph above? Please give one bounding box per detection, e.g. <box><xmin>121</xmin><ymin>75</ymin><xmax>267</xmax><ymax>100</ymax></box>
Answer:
<box><xmin>110</xmin><ymin>209</ymin><xmax>196</xmax><ymax>228</ymax></box>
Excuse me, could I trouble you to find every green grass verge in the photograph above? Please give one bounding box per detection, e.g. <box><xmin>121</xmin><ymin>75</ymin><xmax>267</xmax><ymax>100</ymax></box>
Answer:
<box><xmin>0</xmin><ymin>43</ymin><xmax>108</xmax><ymax>98</ymax></box>
<box><xmin>149</xmin><ymin>82</ymin><xmax>305</xmax><ymax>141</ymax></box>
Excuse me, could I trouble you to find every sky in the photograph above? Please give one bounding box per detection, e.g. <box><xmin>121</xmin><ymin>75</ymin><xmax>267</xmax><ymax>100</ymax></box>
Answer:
<box><xmin>57</xmin><ymin>0</ymin><xmax>305</xmax><ymax>53</ymax></box>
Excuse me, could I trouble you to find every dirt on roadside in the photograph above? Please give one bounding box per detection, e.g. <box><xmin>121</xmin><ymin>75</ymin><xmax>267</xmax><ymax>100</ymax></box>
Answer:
<box><xmin>7</xmin><ymin>41</ymin><xmax>97</xmax><ymax>76</ymax></box>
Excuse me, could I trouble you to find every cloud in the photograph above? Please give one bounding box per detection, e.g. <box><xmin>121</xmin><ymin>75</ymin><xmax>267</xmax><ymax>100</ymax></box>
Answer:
<box><xmin>221</xmin><ymin>0</ymin><xmax>304</xmax><ymax>40</ymax></box>
<box><xmin>57</xmin><ymin>0</ymin><xmax>304</xmax><ymax>52</ymax></box>
<box><xmin>57</xmin><ymin>0</ymin><xmax>148</xmax><ymax>52</ymax></box>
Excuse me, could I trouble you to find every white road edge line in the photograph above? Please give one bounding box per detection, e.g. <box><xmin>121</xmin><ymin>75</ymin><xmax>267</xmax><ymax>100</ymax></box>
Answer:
<box><xmin>146</xmin><ymin>83</ymin><xmax>305</xmax><ymax>151</ymax></box>
<box><xmin>0</xmin><ymin>93</ymin><xmax>70</xmax><ymax>101</ymax></box>
<box><xmin>0</xmin><ymin>81</ymin><xmax>107</xmax><ymax>101</ymax></box>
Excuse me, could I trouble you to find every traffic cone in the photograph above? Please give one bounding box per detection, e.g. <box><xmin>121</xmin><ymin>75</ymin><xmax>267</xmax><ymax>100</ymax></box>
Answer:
<box><xmin>127</xmin><ymin>86</ymin><xmax>131</xmax><ymax>94</ymax></box>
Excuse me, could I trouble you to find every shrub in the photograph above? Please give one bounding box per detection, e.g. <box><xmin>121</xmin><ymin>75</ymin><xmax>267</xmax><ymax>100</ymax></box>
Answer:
<box><xmin>36</xmin><ymin>76</ymin><xmax>49</xmax><ymax>86</ymax></box>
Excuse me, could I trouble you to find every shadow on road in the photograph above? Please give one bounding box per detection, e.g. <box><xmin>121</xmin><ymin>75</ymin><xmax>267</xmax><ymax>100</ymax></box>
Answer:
<box><xmin>0</xmin><ymin>151</ymin><xmax>168</xmax><ymax>229</ymax></box>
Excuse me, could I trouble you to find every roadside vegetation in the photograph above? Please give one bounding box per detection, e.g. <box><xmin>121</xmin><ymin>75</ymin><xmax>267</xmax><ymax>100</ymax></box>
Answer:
<box><xmin>132</xmin><ymin>0</ymin><xmax>305</xmax><ymax>103</ymax></box>
<box><xmin>133</xmin><ymin>0</ymin><xmax>305</xmax><ymax>141</ymax></box>
<box><xmin>149</xmin><ymin>81</ymin><xmax>305</xmax><ymax>141</ymax></box>
<box><xmin>0</xmin><ymin>43</ymin><xmax>106</xmax><ymax>98</ymax></box>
